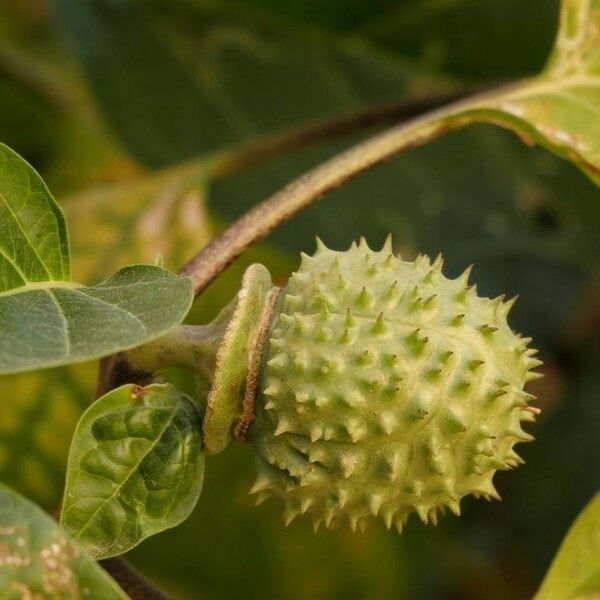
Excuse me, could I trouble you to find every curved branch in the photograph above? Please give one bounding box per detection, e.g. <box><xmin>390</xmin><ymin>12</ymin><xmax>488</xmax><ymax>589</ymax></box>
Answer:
<box><xmin>180</xmin><ymin>85</ymin><xmax>512</xmax><ymax>295</ymax></box>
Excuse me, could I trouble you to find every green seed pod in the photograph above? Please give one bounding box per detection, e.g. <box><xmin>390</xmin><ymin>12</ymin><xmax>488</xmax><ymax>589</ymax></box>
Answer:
<box><xmin>249</xmin><ymin>238</ymin><xmax>540</xmax><ymax>531</ymax></box>
<box><xmin>127</xmin><ymin>237</ymin><xmax>541</xmax><ymax>532</ymax></box>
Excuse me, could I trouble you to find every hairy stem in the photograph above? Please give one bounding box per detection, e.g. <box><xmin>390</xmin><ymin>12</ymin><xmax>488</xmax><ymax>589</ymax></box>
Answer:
<box><xmin>180</xmin><ymin>84</ymin><xmax>515</xmax><ymax>296</ymax></box>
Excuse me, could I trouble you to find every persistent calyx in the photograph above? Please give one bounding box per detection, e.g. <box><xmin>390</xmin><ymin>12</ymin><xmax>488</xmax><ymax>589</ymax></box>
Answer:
<box><xmin>128</xmin><ymin>237</ymin><xmax>542</xmax><ymax>533</ymax></box>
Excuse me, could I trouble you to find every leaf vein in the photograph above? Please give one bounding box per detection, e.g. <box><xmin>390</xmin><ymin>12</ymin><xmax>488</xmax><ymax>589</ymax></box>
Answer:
<box><xmin>66</xmin><ymin>287</ymin><xmax>149</xmax><ymax>334</ymax></box>
<box><xmin>0</xmin><ymin>190</ymin><xmax>53</xmax><ymax>281</ymax></box>
<box><xmin>71</xmin><ymin>408</ymin><xmax>179</xmax><ymax>543</ymax></box>
<box><xmin>45</xmin><ymin>289</ymin><xmax>71</xmax><ymax>357</ymax></box>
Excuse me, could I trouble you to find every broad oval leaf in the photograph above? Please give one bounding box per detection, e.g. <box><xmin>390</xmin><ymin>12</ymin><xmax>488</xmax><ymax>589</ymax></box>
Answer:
<box><xmin>0</xmin><ymin>264</ymin><xmax>193</xmax><ymax>374</ymax></box>
<box><xmin>0</xmin><ymin>483</ymin><xmax>128</xmax><ymax>599</ymax></box>
<box><xmin>61</xmin><ymin>383</ymin><xmax>204</xmax><ymax>560</ymax></box>
<box><xmin>535</xmin><ymin>493</ymin><xmax>600</xmax><ymax>600</ymax></box>
<box><xmin>0</xmin><ymin>143</ymin><xmax>193</xmax><ymax>375</ymax></box>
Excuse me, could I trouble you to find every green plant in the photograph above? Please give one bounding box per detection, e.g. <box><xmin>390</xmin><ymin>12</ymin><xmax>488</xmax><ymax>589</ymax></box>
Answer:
<box><xmin>0</xmin><ymin>0</ymin><xmax>598</xmax><ymax>598</ymax></box>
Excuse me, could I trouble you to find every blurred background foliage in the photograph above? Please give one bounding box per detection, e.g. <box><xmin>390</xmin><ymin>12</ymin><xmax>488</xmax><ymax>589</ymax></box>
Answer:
<box><xmin>0</xmin><ymin>0</ymin><xmax>598</xmax><ymax>598</ymax></box>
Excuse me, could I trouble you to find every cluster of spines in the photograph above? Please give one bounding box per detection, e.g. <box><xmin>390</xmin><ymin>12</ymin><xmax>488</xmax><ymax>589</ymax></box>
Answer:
<box><xmin>250</xmin><ymin>237</ymin><xmax>541</xmax><ymax>532</ymax></box>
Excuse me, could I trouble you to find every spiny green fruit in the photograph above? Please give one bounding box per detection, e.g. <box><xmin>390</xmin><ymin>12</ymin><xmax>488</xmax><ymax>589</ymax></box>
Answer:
<box><xmin>127</xmin><ymin>236</ymin><xmax>541</xmax><ymax>533</ymax></box>
<box><xmin>249</xmin><ymin>237</ymin><xmax>541</xmax><ymax>532</ymax></box>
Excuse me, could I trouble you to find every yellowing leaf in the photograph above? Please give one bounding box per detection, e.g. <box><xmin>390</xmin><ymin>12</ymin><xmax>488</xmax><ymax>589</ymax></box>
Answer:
<box><xmin>63</xmin><ymin>162</ymin><xmax>212</xmax><ymax>282</ymax></box>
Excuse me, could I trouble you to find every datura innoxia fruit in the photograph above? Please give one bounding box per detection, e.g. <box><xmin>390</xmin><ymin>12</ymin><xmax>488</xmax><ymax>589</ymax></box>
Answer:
<box><xmin>128</xmin><ymin>237</ymin><xmax>542</xmax><ymax>533</ymax></box>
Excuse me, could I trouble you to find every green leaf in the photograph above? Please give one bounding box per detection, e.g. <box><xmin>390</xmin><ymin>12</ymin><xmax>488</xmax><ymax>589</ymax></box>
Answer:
<box><xmin>0</xmin><ymin>141</ymin><xmax>70</xmax><ymax>290</ymax></box>
<box><xmin>0</xmin><ymin>264</ymin><xmax>193</xmax><ymax>374</ymax></box>
<box><xmin>61</xmin><ymin>382</ymin><xmax>204</xmax><ymax>560</ymax></box>
<box><xmin>0</xmin><ymin>483</ymin><xmax>128</xmax><ymax>599</ymax></box>
<box><xmin>0</xmin><ymin>143</ymin><xmax>194</xmax><ymax>375</ymax></box>
<box><xmin>0</xmin><ymin>149</ymin><xmax>218</xmax><ymax>510</ymax></box>
<box><xmin>535</xmin><ymin>493</ymin><xmax>600</xmax><ymax>600</ymax></box>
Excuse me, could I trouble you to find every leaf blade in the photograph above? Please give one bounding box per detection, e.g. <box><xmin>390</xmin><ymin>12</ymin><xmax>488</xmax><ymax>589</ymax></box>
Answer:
<box><xmin>61</xmin><ymin>383</ymin><xmax>205</xmax><ymax>560</ymax></box>
<box><xmin>0</xmin><ymin>483</ymin><xmax>128</xmax><ymax>599</ymax></box>
<box><xmin>0</xmin><ymin>265</ymin><xmax>193</xmax><ymax>374</ymax></box>
<box><xmin>0</xmin><ymin>141</ymin><xmax>70</xmax><ymax>289</ymax></box>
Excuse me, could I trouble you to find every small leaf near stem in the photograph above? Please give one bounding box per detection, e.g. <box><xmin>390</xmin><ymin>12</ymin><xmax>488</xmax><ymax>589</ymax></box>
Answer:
<box><xmin>61</xmin><ymin>383</ymin><xmax>204</xmax><ymax>560</ymax></box>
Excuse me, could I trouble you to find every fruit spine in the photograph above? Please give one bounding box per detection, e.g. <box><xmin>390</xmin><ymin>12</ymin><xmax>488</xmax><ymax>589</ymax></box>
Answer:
<box><xmin>249</xmin><ymin>237</ymin><xmax>541</xmax><ymax>532</ymax></box>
